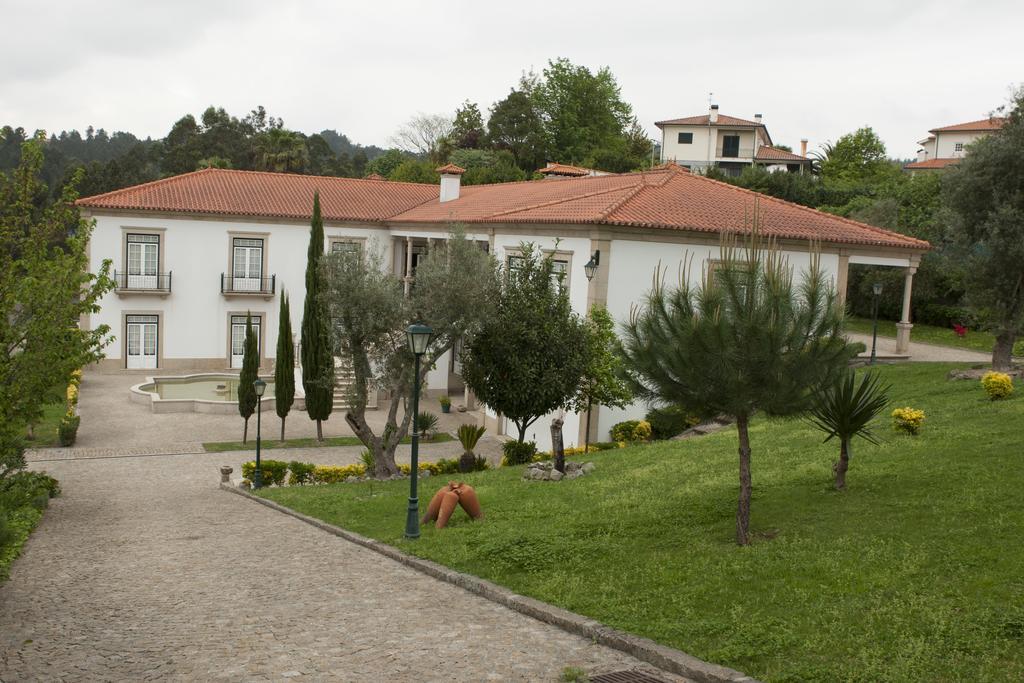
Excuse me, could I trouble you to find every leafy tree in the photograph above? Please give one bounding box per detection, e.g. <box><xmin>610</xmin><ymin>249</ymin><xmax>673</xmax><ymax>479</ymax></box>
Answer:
<box><xmin>620</xmin><ymin>224</ymin><xmax>854</xmax><ymax>545</ymax></box>
<box><xmin>364</xmin><ymin>149</ymin><xmax>409</xmax><ymax>178</ymax></box>
<box><xmin>567</xmin><ymin>305</ymin><xmax>632</xmax><ymax>450</ymax></box>
<box><xmin>462</xmin><ymin>243</ymin><xmax>591</xmax><ymax>443</ymax></box>
<box><xmin>274</xmin><ymin>292</ymin><xmax>296</xmax><ymax>441</ymax></box>
<box><xmin>389</xmin><ymin>159</ymin><xmax>439</xmax><ymax>184</ymax></box>
<box><xmin>237</xmin><ymin>312</ymin><xmax>259</xmax><ymax>443</ymax></box>
<box><xmin>0</xmin><ymin>138</ymin><xmax>114</xmax><ymax>436</ymax></box>
<box><xmin>324</xmin><ymin>229</ymin><xmax>499</xmax><ymax>477</ymax></box>
<box><xmin>449</xmin><ymin>149</ymin><xmax>526</xmax><ymax>185</ymax></box>
<box><xmin>487</xmin><ymin>89</ymin><xmax>546</xmax><ymax>172</ymax></box>
<box><xmin>301</xmin><ymin>192</ymin><xmax>334</xmax><ymax>441</ymax></box>
<box><xmin>255</xmin><ymin>128</ymin><xmax>310</xmax><ymax>173</ymax></box>
<box><xmin>451</xmin><ymin>101</ymin><xmax>486</xmax><ymax>149</ymax></box>
<box><xmin>944</xmin><ymin>91</ymin><xmax>1024</xmax><ymax>370</ymax></box>
<box><xmin>819</xmin><ymin>127</ymin><xmax>899</xmax><ymax>186</ymax></box>
<box><xmin>808</xmin><ymin>370</ymin><xmax>890</xmax><ymax>490</ymax></box>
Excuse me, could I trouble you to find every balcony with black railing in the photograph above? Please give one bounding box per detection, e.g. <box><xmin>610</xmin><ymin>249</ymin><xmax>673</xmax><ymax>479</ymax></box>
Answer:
<box><xmin>221</xmin><ymin>273</ymin><xmax>276</xmax><ymax>298</ymax></box>
<box><xmin>114</xmin><ymin>270</ymin><xmax>172</xmax><ymax>296</ymax></box>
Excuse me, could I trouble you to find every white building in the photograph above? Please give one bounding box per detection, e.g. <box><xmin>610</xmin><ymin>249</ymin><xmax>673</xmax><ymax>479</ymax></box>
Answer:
<box><xmin>656</xmin><ymin>105</ymin><xmax>811</xmax><ymax>176</ymax></box>
<box><xmin>906</xmin><ymin>116</ymin><xmax>1005</xmax><ymax>173</ymax></box>
<box><xmin>78</xmin><ymin>164</ymin><xmax>927</xmax><ymax>450</ymax></box>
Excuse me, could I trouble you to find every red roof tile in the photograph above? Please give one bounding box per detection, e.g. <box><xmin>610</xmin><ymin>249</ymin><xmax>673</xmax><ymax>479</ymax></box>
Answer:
<box><xmin>77</xmin><ymin>168</ymin><xmax>438</xmax><ymax>222</ymax></box>
<box><xmin>655</xmin><ymin>113</ymin><xmax>762</xmax><ymax>127</ymax></box>
<box><xmin>435</xmin><ymin>163</ymin><xmax>466</xmax><ymax>175</ymax></box>
<box><xmin>754</xmin><ymin>145</ymin><xmax>809</xmax><ymax>162</ymax></box>
<box><xmin>538</xmin><ymin>163</ymin><xmax>593</xmax><ymax>177</ymax></box>
<box><xmin>929</xmin><ymin>117</ymin><xmax>1006</xmax><ymax>133</ymax></box>
<box><xmin>903</xmin><ymin>158</ymin><xmax>960</xmax><ymax>169</ymax></box>
<box><xmin>77</xmin><ymin>166</ymin><xmax>929</xmax><ymax>251</ymax></box>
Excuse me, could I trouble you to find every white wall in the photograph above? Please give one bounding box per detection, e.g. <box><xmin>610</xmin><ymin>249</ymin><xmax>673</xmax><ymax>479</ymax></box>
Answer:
<box><xmin>934</xmin><ymin>131</ymin><xmax>988</xmax><ymax>158</ymax></box>
<box><xmin>660</xmin><ymin>125</ymin><xmax>715</xmax><ymax>166</ymax></box>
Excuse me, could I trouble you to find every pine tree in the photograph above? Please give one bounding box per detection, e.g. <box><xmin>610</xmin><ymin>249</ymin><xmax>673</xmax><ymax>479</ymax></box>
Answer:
<box><xmin>301</xmin><ymin>192</ymin><xmax>334</xmax><ymax>441</ymax></box>
<box><xmin>620</xmin><ymin>223</ymin><xmax>855</xmax><ymax>545</ymax></box>
<box><xmin>237</xmin><ymin>312</ymin><xmax>259</xmax><ymax>443</ymax></box>
<box><xmin>274</xmin><ymin>291</ymin><xmax>295</xmax><ymax>441</ymax></box>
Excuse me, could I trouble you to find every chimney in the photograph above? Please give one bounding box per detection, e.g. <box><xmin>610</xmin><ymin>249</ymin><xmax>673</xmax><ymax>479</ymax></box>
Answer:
<box><xmin>435</xmin><ymin>163</ymin><xmax>465</xmax><ymax>202</ymax></box>
<box><xmin>709</xmin><ymin>104</ymin><xmax>719</xmax><ymax>123</ymax></box>
<box><xmin>800</xmin><ymin>139</ymin><xmax>808</xmax><ymax>157</ymax></box>
<box><xmin>754</xmin><ymin>113</ymin><xmax>762</xmax><ymax>125</ymax></box>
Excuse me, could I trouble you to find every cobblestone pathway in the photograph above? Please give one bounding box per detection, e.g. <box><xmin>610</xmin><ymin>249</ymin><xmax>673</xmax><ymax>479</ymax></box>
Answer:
<box><xmin>0</xmin><ymin>450</ymin><xmax>685</xmax><ymax>682</ymax></box>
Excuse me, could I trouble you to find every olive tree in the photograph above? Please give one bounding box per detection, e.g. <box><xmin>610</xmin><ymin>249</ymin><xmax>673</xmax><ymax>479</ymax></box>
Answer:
<box><xmin>620</xmin><ymin>226</ymin><xmax>855</xmax><ymax>545</ymax></box>
<box><xmin>323</xmin><ymin>229</ymin><xmax>498</xmax><ymax>477</ymax></box>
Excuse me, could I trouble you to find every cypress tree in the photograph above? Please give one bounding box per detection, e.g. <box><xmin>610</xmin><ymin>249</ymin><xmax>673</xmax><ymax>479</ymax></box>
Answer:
<box><xmin>274</xmin><ymin>291</ymin><xmax>295</xmax><ymax>441</ymax></box>
<box><xmin>237</xmin><ymin>311</ymin><xmax>259</xmax><ymax>443</ymax></box>
<box><xmin>301</xmin><ymin>191</ymin><xmax>334</xmax><ymax>441</ymax></box>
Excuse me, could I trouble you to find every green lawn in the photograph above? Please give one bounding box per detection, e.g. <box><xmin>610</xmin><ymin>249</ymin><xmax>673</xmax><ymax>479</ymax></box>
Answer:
<box><xmin>845</xmin><ymin>317</ymin><xmax>1014</xmax><ymax>355</ymax></box>
<box><xmin>203</xmin><ymin>432</ymin><xmax>453</xmax><ymax>453</ymax></box>
<box><xmin>260</xmin><ymin>363</ymin><xmax>1024</xmax><ymax>682</ymax></box>
<box><xmin>20</xmin><ymin>401</ymin><xmax>66</xmax><ymax>448</ymax></box>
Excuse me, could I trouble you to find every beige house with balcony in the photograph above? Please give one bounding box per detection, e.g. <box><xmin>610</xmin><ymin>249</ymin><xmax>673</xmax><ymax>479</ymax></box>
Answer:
<box><xmin>905</xmin><ymin>116</ymin><xmax>1005</xmax><ymax>173</ymax></box>
<box><xmin>656</xmin><ymin>105</ymin><xmax>811</xmax><ymax>176</ymax></box>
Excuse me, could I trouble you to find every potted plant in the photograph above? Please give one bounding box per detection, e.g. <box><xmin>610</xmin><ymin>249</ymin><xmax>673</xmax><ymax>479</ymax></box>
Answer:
<box><xmin>457</xmin><ymin>423</ymin><xmax>486</xmax><ymax>473</ymax></box>
<box><xmin>439</xmin><ymin>395</ymin><xmax>452</xmax><ymax>414</ymax></box>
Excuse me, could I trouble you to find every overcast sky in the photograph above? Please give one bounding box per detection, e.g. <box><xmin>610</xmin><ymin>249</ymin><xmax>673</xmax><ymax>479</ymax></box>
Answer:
<box><xmin>3</xmin><ymin>0</ymin><xmax>1021</xmax><ymax>159</ymax></box>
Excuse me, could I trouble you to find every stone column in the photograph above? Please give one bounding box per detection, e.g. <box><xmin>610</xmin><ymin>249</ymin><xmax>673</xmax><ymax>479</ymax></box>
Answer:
<box><xmin>835</xmin><ymin>253</ymin><xmax>850</xmax><ymax>308</ymax></box>
<box><xmin>895</xmin><ymin>266</ymin><xmax>917</xmax><ymax>354</ymax></box>
<box><xmin>404</xmin><ymin>236</ymin><xmax>413</xmax><ymax>296</ymax></box>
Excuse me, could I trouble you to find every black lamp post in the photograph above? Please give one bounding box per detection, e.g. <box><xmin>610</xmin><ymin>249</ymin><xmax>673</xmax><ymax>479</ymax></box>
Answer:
<box><xmin>405</xmin><ymin>323</ymin><xmax>433</xmax><ymax>539</ymax></box>
<box><xmin>253</xmin><ymin>378</ymin><xmax>267</xmax><ymax>488</ymax></box>
<box><xmin>870</xmin><ymin>282</ymin><xmax>883</xmax><ymax>365</ymax></box>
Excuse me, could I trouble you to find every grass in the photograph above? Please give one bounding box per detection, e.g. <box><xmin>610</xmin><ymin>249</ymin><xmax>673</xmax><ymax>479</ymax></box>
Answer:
<box><xmin>844</xmin><ymin>316</ymin><xmax>1013</xmax><ymax>355</ymax></box>
<box><xmin>260</xmin><ymin>363</ymin><xmax>1024</xmax><ymax>682</ymax></box>
<box><xmin>20</xmin><ymin>401</ymin><xmax>66</xmax><ymax>448</ymax></box>
<box><xmin>202</xmin><ymin>432</ymin><xmax>453</xmax><ymax>452</ymax></box>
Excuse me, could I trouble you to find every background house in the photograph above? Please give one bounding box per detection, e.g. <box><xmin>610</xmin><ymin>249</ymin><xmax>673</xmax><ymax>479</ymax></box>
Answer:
<box><xmin>656</xmin><ymin>105</ymin><xmax>811</xmax><ymax>175</ymax></box>
<box><xmin>906</xmin><ymin>116</ymin><xmax>1005</xmax><ymax>173</ymax></box>
<box><xmin>78</xmin><ymin>165</ymin><xmax>927</xmax><ymax>450</ymax></box>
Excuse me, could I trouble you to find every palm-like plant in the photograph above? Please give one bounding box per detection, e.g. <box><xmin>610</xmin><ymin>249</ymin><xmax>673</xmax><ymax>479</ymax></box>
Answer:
<box><xmin>414</xmin><ymin>410</ymin><xmax>439</xmax><ymax>439</ymax></box>
<box><xmin>807</xmin><ymin>370</ymin><xmax>890</xmax><ymax>490</ymax></box>
<box><xmin>457</xmin><ymin>423</ymin><xmax>487</xmax><ymax>473</ymax></box>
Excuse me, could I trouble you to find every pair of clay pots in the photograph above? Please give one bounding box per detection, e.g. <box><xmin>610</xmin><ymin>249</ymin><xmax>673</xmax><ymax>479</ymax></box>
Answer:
<box><xmin>422</xmin><ymin>481</ymin><xmax>482</xmax><ymax>529</ymax></box>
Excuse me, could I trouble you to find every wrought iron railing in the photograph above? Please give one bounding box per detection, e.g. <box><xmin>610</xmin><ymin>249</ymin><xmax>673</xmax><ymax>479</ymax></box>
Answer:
<box><xmin>221</xmin><ymin>273</ymin><xmax>276</xmax><ymax>295</ymax></box>
<box><xmin>114</xmin><ymin>270</ymin><xmax>172</xmax><ymax>292</ymax></box>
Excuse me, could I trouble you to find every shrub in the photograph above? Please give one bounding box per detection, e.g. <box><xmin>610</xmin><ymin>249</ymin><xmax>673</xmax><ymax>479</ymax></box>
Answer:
<box><xmin>241</xmin><ymin>459</ymin><xmax>289</xmax><ymax>486</ymax></box>
<box><xmin>591</xmin><ymin>441</ymin><xmax>624</xmax><ymax>452</ymax></box>
<box><xmin>610</xmin><ymin>419</ymin><xmax>652</xmax><ymax>443</ymax></box>
<box><xmin>0</xmin><ymin>511</ymin><xmax>11</xmax><ymax>547</ymax></box>
<box><xmin>981</xmin><ymin>371</ymin><xmax>1014</xmax><ymax>400</ymax></box>
<box><xmin>645</xmin><ymin>406</ymin><xmax>700</xmax><ymax>440</ymax></box>
<box><xmin>0</xmin><ymin>471</ymin><xmax>60</xmax><ymax>511</ymax></box>
<box><xmin>414</xmin><ymin>411</ymin><xmax>439</xmax><ymax>437</ymax></box>
<box><xmin>312</xmin><ymin>464</ymin><xmax>366</xmax><ymax>484</ymax></box>
<box><xmin>287</xmin><ymin>461</ymin><xmax>316</xmax><ymax>485</ymax></box>
<box><xmin>891</xmin><ymin>407</ymin><xmax>925</xmax><ymax>435</ymax></box>
<box><xmin>66</xmin><ymin>383</ymin><xmax>79</xmax><ymax>407</ymax></box>
<box><xmin>502</xmin><ymin>440</ymin><xmax>537</xmax><ymax>466</ymax></box>
<box><xmin>457</xmin><ymin>423</ymin><xmax>486</xmax><ymax>473</ymax></box>
<box><xmin>57</xmin><ymin>413</ymin><xmax>80</xmax><ymax>447</ymax></box>
<box><xmin>359</xmin><ymin>449</ymin><xmax>375</xmax><ymax>471</ymax></box>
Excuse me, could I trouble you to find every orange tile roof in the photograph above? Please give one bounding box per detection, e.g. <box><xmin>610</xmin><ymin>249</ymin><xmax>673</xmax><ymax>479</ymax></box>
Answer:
<box><xmin>903</xmin><ymin>158</ymin><xmax>960</xmax><ymax>170</ymax></box>
<box><xmin>754</xmin><ymin>145</ymin><xmax>809</xmax><ymax>162</ymax></box>
<box><xmin>77</xmin><ymin>166</ymin><xmax>929</xmax><ymax>251</ymax></box>
<box><xmin>435</xmin><ymin>163</ymin><xmax>466</xmax><ymax>175</ymax></box>
<box><xmin>929</xmin><ymin>117</ymin><xmax>1005</xmax><ymax>133</ymax></box>
<box><xmin>537</xmin><ymin>162</ymin><xmax>593</xmax><ymax>177</ymax></box>
<box><xmin>77</xmin><ymin>168</ymin><xmax>438</xmax><ymax>222</ymax></box>
<box><xmin>655</xmin><ymin>114</ymin><xmax>762</xmax><ymax>127</ymax></box>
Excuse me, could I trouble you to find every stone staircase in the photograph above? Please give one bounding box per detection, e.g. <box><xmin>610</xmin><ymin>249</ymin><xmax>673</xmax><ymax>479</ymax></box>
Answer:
<box><xmin>332</xmin><ymin>357</ymin><xmax>376</xmax><ymax>410</ymax></box>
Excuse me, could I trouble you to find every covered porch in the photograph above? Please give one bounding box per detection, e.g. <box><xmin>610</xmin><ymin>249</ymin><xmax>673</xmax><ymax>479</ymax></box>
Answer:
<box><xmin>837</xmin><ymin>251</ymin><xmax>923</xmax><ymax>356</ymax></box>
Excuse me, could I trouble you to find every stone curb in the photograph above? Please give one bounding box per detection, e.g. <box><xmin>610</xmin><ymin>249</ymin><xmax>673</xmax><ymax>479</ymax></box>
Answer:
<box><xmin>221</xmin><ymin>482</ymin><xmax>759</xmax><ymax>683</ymax></box>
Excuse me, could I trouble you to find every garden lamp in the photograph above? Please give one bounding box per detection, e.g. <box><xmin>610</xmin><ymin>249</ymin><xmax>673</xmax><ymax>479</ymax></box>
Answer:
<box><xmin>870</xmin><ymin>283</ymin><xmax>883</xmax><ymax>365</ymax></box>
<box><xmin>253</xmin><ymin>378</ymin><xmax>266</xmax><ymax>489</ymax></box>
<box><xmin>405</xmin><ymin>323</ymin><xmax>433</xmax><ymax>539</ymax></box>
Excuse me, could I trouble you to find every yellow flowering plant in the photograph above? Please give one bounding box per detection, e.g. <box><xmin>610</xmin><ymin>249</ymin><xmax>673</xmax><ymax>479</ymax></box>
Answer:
<box><xmin>891</xmin><ymin>407</ymin><xmax>925</xmax><ymax>435</ymax></box>
<box><xmin>981</xmin><ymin>371</ymin><xmax>1013</xmax><ymax>400</ymax></box>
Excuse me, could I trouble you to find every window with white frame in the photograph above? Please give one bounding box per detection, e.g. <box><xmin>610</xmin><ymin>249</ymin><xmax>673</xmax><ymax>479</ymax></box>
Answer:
<box><xmin>230</xmin><ymin>314</ymin><xmax>261</xmax><ymax>368</ymax></box>
<box><xmin>507</xmin><ymin>254</ymin><xmax>569</xmax><ymax>293</ymax></box>
<box><xmin>232</xmin><ymin>238</ymin><xmax>264</xmax><ymax>291</ymax></box>
<box><xmin>330</xmin><ymin>240</ymin><xmax>362</xmax><ymax>259</ymax></box>
<box><xmin>954</xmin><ymin>142</ymin><xmax>964</xmax><ymax>152</ymax></box>
<box><xmin>126</xmin><ymin>234</ymin><xmax>159</xmax><ymax>288</ymax></box>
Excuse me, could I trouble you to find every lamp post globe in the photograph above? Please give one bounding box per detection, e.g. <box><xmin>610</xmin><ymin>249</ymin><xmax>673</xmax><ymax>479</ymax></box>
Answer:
<box><xmin>405</xmin><ymin>323</ymin><xmax>433</xmax><ymax>539</ymax></box>
<box><xmin>253</xmin><ymin>378</ymin><xmax>267</xmax><ymax>489</ymax></box>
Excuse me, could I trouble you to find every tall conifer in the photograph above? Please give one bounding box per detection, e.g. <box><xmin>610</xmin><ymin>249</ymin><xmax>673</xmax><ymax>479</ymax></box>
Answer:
<box><xmin>274</xmin><ymin>292</ymin><xmax>295</xmax><ymax>441</ymax></box>
<box><xmin>301</xmin><ymin>192</ymin><xmax>334</xmax><ymax>441</ymax></box>
<box><xmin>237</xmin><ymin>312</ymin><xmax>259</xmax><ymax>443</ymax></box>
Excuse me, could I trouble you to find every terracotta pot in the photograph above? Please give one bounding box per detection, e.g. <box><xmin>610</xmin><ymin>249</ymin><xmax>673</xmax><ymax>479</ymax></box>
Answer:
<box><xmin>436</xmin><ymin>490</ymin><xmax>460</xmax><ymax>529</ymax></box>
<box><xmin>422</xmin><ymin>486</ymin><xmax>449</xmax><ymax>524</ymax></box>
<box><xmin>456</xmin><ymin>484</ymin><xmax>482</xmax><ymax>519</ymax></box>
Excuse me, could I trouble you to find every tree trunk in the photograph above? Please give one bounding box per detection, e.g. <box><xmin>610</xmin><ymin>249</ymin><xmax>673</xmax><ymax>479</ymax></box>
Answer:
<box><xmin>551</xmin><ymin>418</ymin><xmax>565</xmax><ymax>473</ymax></box>
<box><xmin>834</xmin><ymin>438</ymin><xmax>850</xmax><ymax>490</ymax></box>
<box><xmin>280</xmin><ymin>416</ymin><xmax>286</xmax><ymax>442</ymax></box>
<box><xmin>584</xmin><ymin>400</ymin><xmax>593</xmax><ymax>453</ymax></box>
<box><xmin>242</xmin><ymin>417</ymin><xmax>249</xmax><ymax>444</ymax></box>
<box><xmin>316</xmin><ymin>418</ymin><xmax>323</xmax><ymax>443</ymax></box>
<box><xmin>345</xmin><ymin>396</ymin><xmax>405</xmax><ymax>478</ymax></box>
<box><xmin>735</xmin><ymin>413</ymin><xmax>752</xmax><ymax>546</ymax></box>
<box><xmin>992</xmin><ymin>330</ymin><xmax>1017</xmax><ymax>371</ymax></box>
